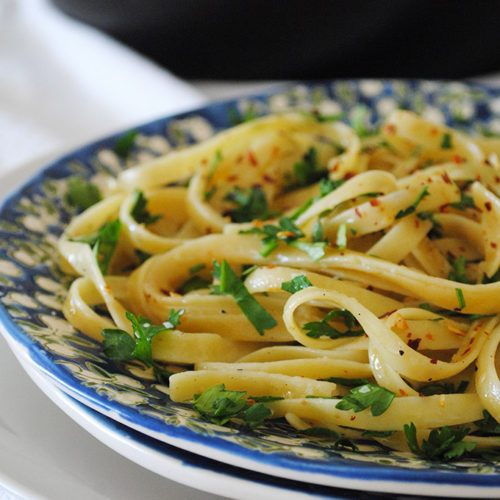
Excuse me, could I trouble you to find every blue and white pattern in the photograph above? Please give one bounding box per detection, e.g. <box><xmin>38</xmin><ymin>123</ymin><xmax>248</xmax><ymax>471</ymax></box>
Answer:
<box><xmin>1</xmin><ymin>80</ymin><xmax>500</xmax><ymax>495</ymax></box>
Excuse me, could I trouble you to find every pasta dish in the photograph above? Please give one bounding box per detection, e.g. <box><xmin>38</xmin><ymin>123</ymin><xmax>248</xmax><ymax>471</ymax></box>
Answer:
<box><xmin>58</xmin><ymin>109</ymin><xmax>500</xmax><ymax>459</ymax></box>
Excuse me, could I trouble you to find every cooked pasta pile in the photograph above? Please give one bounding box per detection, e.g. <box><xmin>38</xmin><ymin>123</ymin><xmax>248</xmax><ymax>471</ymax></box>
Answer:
<box><xmin>59</xmin><ymin>110</ymin><xmax>500</xmax><ymax>456</ymax></box>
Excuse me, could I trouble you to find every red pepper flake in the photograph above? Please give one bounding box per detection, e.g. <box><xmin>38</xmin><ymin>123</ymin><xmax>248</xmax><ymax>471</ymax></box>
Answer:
<box><xmin>350</xmin><ymin>415</ymin><xmax>356</xmax><ymax>421</ymax></box>
<box><xmin>379</xmin><ymin>309</ymin><xmax>397</xmax><ymax>318</ymax></box>
<box><xmin>246</xmin><ymin>399</ymin><xmax>255</xmax><ymax>406</ymax></box>
<box><xmin>265</xmin><ymin>265</ymin><xmax>276</xmax><ymax>269</ymax></box>
<box><xmin>247</xmin><ymin>150</ymin><xmax>258</xmax><ymax>166</ymax></box>
<box><xmin>425</xmin><ymin>333</ymin><xmax>433</xmax><ymax>340</ymax></box>
<box><xmin>495</xmin><ymin>176</ymin><xmax>500</xmax><ymax>184</ymax></box>
<box><xmin>430</xmin><ymin>358</ymin><xmax>438</xmax><ymax>364</ymax></box>
<box><xmin>439</xmin><ymin>204</ymin><xmax>450</xmax><ymax>213</ymax></box>
<box><xmin>369</xmin><ymin>199</ymin><xmax>381</xmax><ymax>206</ymax></box>
<box><xmin>263</xmin><ymin>174</ymin><xmax>275</xmax><ymax>183</ymax></box>
<box><xmin>430</xmin><ymin>128</ymin><xmax>438</xmax><ymax>136</ymax></box>
<box><xmin>463</xmin><ymin>347</ymin><xmax>471</xmax><ymax>355</ymax></box>
<box><xmin>408</xmin><ymin>338</ymin><xmax>421</xmax><ymax>350</ymax></box>
<box><xmin>415</xmin><ymin>219</ymin><xmax>420</xmax><ymax>228</ymax></box>
<box><xmin>441</xmin><ymin>172</ymin><xmax>452</xmax><ymax>184</ymax></box>
<box><xmin>330</xmin><ymin>162</ymin><xmax>339</xmax><ymax>172</ymax></box>
<box><xmin>485</xmin><ymin>201</ymin><xmax>492</xmax><ymax>211</ymax></box>
<box><xmin>406</xmin><ymin>332</ymin><xmax>412</xmax><ymax>338</ymax></box>
<box><xmin>354</xmin><ymin>207</ymin><xmax>362</xmax><ymax>218</ymax></box>
<box><xmin>343</xmin><ymin>172</ymin><xmax>356</xmax><ymax>180</ymax></box>
<box><xmin>385</xmin><ymin>124</ymin><xmax>397</xmax><ymax>134</ymax></box>
<box><xmin>491</xmin><ymin>242</ymin><xmax>498</xmax><ymax>249</ymax></box>
<box><xmin>452</xmin><ymin>155</ymin><xmax>464</xmax><ymax>164</ymax></box>
<box><xmin>205</xmin><ymin>227</ymin><xmax>213</xmax><ymax>234</ymax></box>
<box><xmin>227</xmin><ymin>174</ymin><xmax>238</xmax><ymax>182</ymax></box>
<box><xmin>399</xmin><ymin>389</ymin><xmax>408</xmax><ymax>396</ymax></box>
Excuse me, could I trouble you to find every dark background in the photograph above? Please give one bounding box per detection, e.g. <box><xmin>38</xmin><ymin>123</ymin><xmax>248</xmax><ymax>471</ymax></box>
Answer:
<box><xmin>52</xmin><ymin>1</ymin><xmax>500</xmax><ymax>80</ymax></box>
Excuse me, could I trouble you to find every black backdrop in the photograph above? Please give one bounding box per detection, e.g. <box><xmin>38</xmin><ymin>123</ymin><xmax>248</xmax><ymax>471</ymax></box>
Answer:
<box><xmin>52</xmin><ymin>1</ymin><xmax>500</xmax><ymax>80</ymax></box>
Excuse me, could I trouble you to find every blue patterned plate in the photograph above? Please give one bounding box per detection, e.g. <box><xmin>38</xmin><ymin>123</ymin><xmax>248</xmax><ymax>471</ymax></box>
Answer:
<box><xmin>1</xmin><ymin>80</ymin><xmax>500</xmax><ymax>497</ymax></box>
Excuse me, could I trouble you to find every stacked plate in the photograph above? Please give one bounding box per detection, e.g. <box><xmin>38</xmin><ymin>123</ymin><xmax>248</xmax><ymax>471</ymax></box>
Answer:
<box><xmin>1</xmin><ymin>80</ymin><xmax>500</xmax><ymax>499</ymax></box>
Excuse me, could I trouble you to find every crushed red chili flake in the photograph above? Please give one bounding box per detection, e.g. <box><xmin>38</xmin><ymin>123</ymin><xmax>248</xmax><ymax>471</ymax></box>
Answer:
<box><xmin>408</xmin><ymin>338</ymin><xmax>421</xmax><ymax>350</ymax></box>
<box><xmin>495</xmin><ymin>176</ymin><xmax>500</xmax><ymax>183</ymax></box>
<box><xmin>491</xmin><ymin>242</ymin><xmax>498</xmax><ymax>249</ymax></box>
<box><xmin>369</xmin><ymin>199</ymin><xmax>381</xmax><ymax>206</ymax></box>
<box><xmin>354</xmin><ymin>207</ymin><xmax>362</xmax><ymax>218</ymax></box>
<box><xmin>441</xmin><ymin>172</ymin><xmax>452</xmax><ymax>184</ymax></box>
<box><xmin>330</xmin><ymin>162</ymin><xmax>339</xmax><ymax>172</ymax></box>
<box><xmin>247</xmin><ymin>150</ymin><xmax>258</xmax><ymax>166</ymax></box>
<box><xmin>463</xmin><ymin>347</ymin><xmax>471</xmax><ymax>355</ymax></box>
<box><xmin>227</xmin><ymin>174</ymin><xmax>238</xmax><ymax>182</ymax></box>
<box><xmin>379</xmin><ymin>309</ymin><xmax>397</xmax><ymax>319</ymax></box>
<box><xmin>430</xmin><ymin>358</ymin><xmax>438</xmax><ymax>364</ymax></box>
<box><xmin>425</xmin><ymin>333</ymin><xmax>433</xmax><ymax>340</ymax></box>
<box><xmin>385</xmin><ymin>124</ymin><xmax>397</xmax><ymax>134</ymax></box>
<box><xmin>343</xmin><ymin>172</ymin><xmax>356</xmax><ymax>180</ymax></box>
<box><xmin>263</xmin><ymin>174</ymin><xmax>275</xmax><ymax>183</ymax></box>
<box><xmin>430</xmin><ymin>128</ymin><xmax>438</xmax><ymax>136</ymax></box>
<box><xmin>350</xmin><ymin>415</ymin><xmax>356</xmax><ymax>421</ymax></box>
<box><xmin>485</xmin><ymin>201</ymin><xmax>492</xmax><ymax>211</ymax></box>
<box><xmin>452</xmin><ymin>155</ymin><xmax>464</xmax><ymax>164</ymax></box>
<box><xmin>399</xmin><ymin>389</ymin><xmax>408</xmax><ymax>396</ymax></box>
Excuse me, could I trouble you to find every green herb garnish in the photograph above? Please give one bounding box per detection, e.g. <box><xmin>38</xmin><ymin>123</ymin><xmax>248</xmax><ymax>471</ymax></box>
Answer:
<box><xmin>207</xmin><ymin>150</ymin><xmax>222</xmax><ymax>181</ymax></box>
<box><xmin>419</xmin><ymin>381</ymin><xmax>468</xmax><ymax>396</ymax></box>
<box><xmin>66</xmin><ymin>177</ymin><xmax>101</xmax><ymax>211</ymax></box>
<box><xmin>75</xmin><ymin>219</ymin><xmax>121</xmax><ymax>274</ymax></box>
<box><xmin>404</xmin><ymin>422</ymin><xmax>476</xmax><ymax>460</ymax></box>
<box><xmin>114</xmin><ymin>130</ymin><xmax>138</xmax><ymax>157</ymax></box>
<box><xmin>448</xmin><ymin>255</ymin><xmax>469</xmax><ymax>283</ymax></box>
<box><xmin>395</xmin><ymin>187</ymin><xmax>429</xmax><ymax>219</ymax></box>
<box><xmin>336</xmin><ymin>222</ymin><xmax>347</xmax><ymax>249</ymax></box>
<box><xmin>130</xmin><ymin>189</ymin><xmax>162</xmax><ymax>225</ymax></box>
<box><xmin>193</xmin><ymin>384</ymin><xmax>271</xmax><ymax>428</ymax></box>
<box><xmin>303</xmin><ymin>309</ymin><xmax>363</xmax><ymax>339</ymax></box>
<box><xmin>441</xmin><ymin>132</ymin><xmax>453</xmax><ymax>149</ymax></box>
<box><xmin>212</xmin><ymin>260</ymin><xmax>277</xmax><ymax>335</ymax></box>
<box><xmin>336</xmin><ymin>383</ymin><xmax>395</xmax><ymax>416</ymax></box>
<box><xmin>455</xmin><ymin>288</ymin><xmax>466</xmax><ymax>309</ymax></box>
<box><xmin>102</xmin><ymin>309</ymin><xmax>183</xmax><ymax>382</ymax></box>
<box><xmin>224</xmin><ymin>186</ymin><xmax>280</xmax><ymax>223</ymax></box>
<box><xmin>281</xmin><ymin>275</ymin><xmax>312</xmax><ymax>294</ymax></box>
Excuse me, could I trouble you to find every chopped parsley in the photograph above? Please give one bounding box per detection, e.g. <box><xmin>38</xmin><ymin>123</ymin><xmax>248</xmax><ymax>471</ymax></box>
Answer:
<box><xmin>455</xmin><ymin>288</ymin><xmax>466</xmax><ymax>309</ymax></box>
<box><xmin>211</xmin><ymin>260</ymin><xmax>277</xmax><ymax>335</ymax></box>
<box><xmin>114</xmin><ymin>130</ymin><xmax>138</xmax><ymax>157</ymax></box>
<box><xmin>130</xmin><ymin>189</ymin><xmax>162</xmax><ymax>225</ymax></box>
<box><xmin>335</xmin><ymin>383</ymin><xmax>395</xmax><ymax>416</ymax></box>
<box><xmin>280</xmin><ymin>275</ymin><xmax>312</xmax><ymax>294</ymax></box>
<box><xmin>240</xmin><ymin>217</ymin><xmax>326</xmax><ymax>260</ymax></box>
<box><xmin>404</xmin><ymin>422</ymin><xmax>476</xmax><ymax>461</ymax></box>
<box><xmin>447</xmin><ymin>255</ymin><xmax>469</xmax><ymax>284</ymax></box>
<box><xmin>336</xmin><ymin>223</ymin><xmax>348</xmax><ymax>249</ymax></box>
<box><xmin>351</xmin><ymin>105</ymin><xmax>379</xmax><ymax>138</ymax></box>
<box><xmin>284</xmin><ymin>147</ymin><xmax>328</xmax><ymax>190</ymax></box>
<box><xmin>419</xmin><ymin>381</ymin><xmax>468</xmax><ymax>396</ymax></box>
<box><xmin>189</xmin><ymin>263</ymin><xmax>206</xmax><ymax>274</ymax></box>
<box><xmin>450</xmin><ymin>190</ymin><xmax>476</xmax><ymax>211</ymax></box>
<box><xmin>179</xmin><ymin>275</ymin><xmax>211</xmax><ymax>294</ymax></box>
<box><xmin>66</xmin><ymin>177</ymin><xmax>101</xmax><ymax>211</ymax></box>
<box><xmin>395</xmin><ymin>187</ymin><xmax>429</xmax><ymax>219</ymax></box>
<box><xmin>224</xmin><ymin>186</ymin><xmax>280</xmax><ymax>223</ymax></box>
<box><xmin>301</xmin><ymin>110</ymin><xmax>345</xmax><ymax>122</ymax></box>
<box><xmin>302</xmin><ymin>309</ymin><xmax>363</xmax><ymax>339</ymax></box>
<box><xmin>474</xmin><ymin>410</ymin><xmax>500</xmax><ymax>435</ymax></box>
<box><xmin>362</xmin><ymin>430</ymin><xmax>396</xmax><ymax>438</ymax></box>
<box><xmin>319</xmin><ymin>178</ymin><xmax>344</xmax><ymax>197</ymax></box>
<box><xmin>441</xmin><ymin>132</ymin><xmax>453</xmax><ymax>149</ymax></box>
<box><xmin>192</xmin><ymin>384</ymin><xmax>271</xmax><ymax>428</ymax></box>
<box><xmin>323</xmin><ymin>377</ymin><xmax>370</xmax><ymax>387</ymax></box>
<box><xmin>75</xmin><ymin>219</ymin><xmax>121</xmax><ymax>274</ymax></box>
<box><xmin>207</xmin><ymin>150</ymin><xmax>222</xmax><ymax>181</ymax></box>
<box><xmin>102</xmin><ymin>309</ymin><xmax>183</xmax><ymax>383</ymax></box>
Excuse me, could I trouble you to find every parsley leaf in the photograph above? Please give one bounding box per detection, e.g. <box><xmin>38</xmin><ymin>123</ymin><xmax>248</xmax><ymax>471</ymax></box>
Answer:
<box><xmin>102</xmin><ymin>309</ymin><xmax>184</xmax><ymax>381</ymax></box>
<box><xmin>395</xmin><ymin>187</ymin><xmax>429</xmax><ymax>219</ymax></box>
<box><xmin>293</xmin><ymin>147</ymin><xmax>326</xmax><ymax>186</ymax></box>
<box><xmin>336</xmin><ymin>222</ymin><xmax>347</xmax><ymax>249</ymax></box>
<box><xmin>281</xmin><ymin>275</ymin><xmax>312</xmax><ymax>294</ymax></box>
<box><xmin>212</xmin><ymin>260</ymin><xmax>277</xmax><ymax>335</ymax></box>
<box><xmin>224</xmin><ymin>186</ymin><xmax>280</xmax><ymax>223</ymax></box>
<box><xmin>319</xmin><ymin>178</ymin><xmax>344</xmax><ymax>197</ymax></box>
<box><xmin>419</xmin><ymin>381</ymin><xmax>468</xmax><ymax>396</ymax></box>
<box><xmin>455</xmin><ymin>288</ymin><xmax>466</xmax><ymax>309</ymax></box>
<box><xmin>362</xmin><ymin>430</ymin><xmax>396</xmax><ymax>438</ymax></box>
<box><xmin>323</xmin><ymin>377</ymin><xmax>370</xmax><ymax>387</ymax></box>
<box><xmin>193</xmin><ymin>384</ymin><xmax>271</xmax><ymax>428</ymax></box>
<box><xmin>450</xmin><ymin>190</ymin><xmax>476</xmax><ymax>211</ymax></box>
<box><xmin>114</xmin><ymin>130</ymin><xmax>138</xmax><ymax>157</ymax></box>
<box><xmin>75</xmin><ymin>219</ymin><xmax>121</xmax><ymax>274</ymax></box>
<box><xmin>351</xmin><ymin>105</ymin><xmax>379</xmax><ymax>138</ymax></box>
<box><xmin>66</xmin><ymin>177</ymin><xmax>101</xmax><ymax>211</ymax></box>
<box><xmin>207</xmin><ymin>150</ymin><xmax>222</xmax><ymax>181</ymax></box>
<box><xmin>189</xmin><ymin>263</ymin><xmax>206</xmax><ymax>274</ymax></box>
<box><xmin>441</xmin><ymin>132</ymin><xmax>453</xmax><ymax>149</ymax></box>
<box><xmin>240</xmin><ymin>217</ymin><xmax>326</xmax><ymax>260</ymax></box>
<box><xmin>303</xmin><ymin>309</ymin><xmax>363</xmax><ymax>340</ymax></box>
<box><xmin>336</xmin><ymin>383</ymin><xmax>395</xmax><ymax>416</ymax></box>
<box><xmin>447</xmin><ymin>255</ymin><xmax>470</xmax><ymax>283</ymax></box>
<box><xmin>404</xmin><ymin>422</ymin><xmax>476</xmax><ymax>460</ymax></box>
<box><xmin>474</xmin><ymin>410</ymin><xmax>500</xmax><ymax>435</ymax></box>
<box><xmin>130</xmin><ymin>189</ymin><xmax>162</xmax><ymax>225</ymax></box>
<box><xmin>179</xmin><ymin>275</ymin><xmax>211</xmax><ymax>294</ymax></box>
